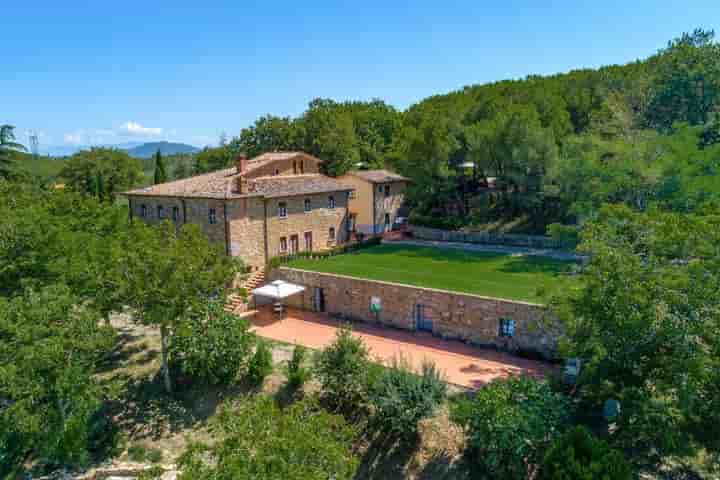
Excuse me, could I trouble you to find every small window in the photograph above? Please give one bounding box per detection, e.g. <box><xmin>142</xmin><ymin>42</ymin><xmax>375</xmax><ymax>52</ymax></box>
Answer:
<box><xmin>499</xmin><ymin>318</ymin><xmax>515</xmax><ymax>338</ymax></box>
<box><xmin>385</xmin><ymin>213</ymin><xmax>391</xmax><ymax>227</ymax></box>
<box><xmin>280</xmin><ymin>236</ymin><xmax>288</xmax><ymax>253</ymax></box>
<box><xmin>140</xmin><ymin>204</ymin><xmax>147</xmax><ymax>218</ymax></box>
<box><xmin>300</xmin><ymin>160</ymin><xmax>304</xmax><ymax>174</ymax></box>
<box><xmin>278</xmin><ymin>201</ymin><xmax>288</xmax><ymax>218</ymax></box>
<box><xmin>328</xmin><ymin>195</ymin><xmax>335</xmax><ymax>209</ymax></box>
<box><xmin>208</xmin><ymin>208</ymin><xmax>217</xmax><ymax>224</ymax></box>
<box><xmin>157</xmin><ymin>205</ymin><xmax>165</xmax><ymax>219</ymax></box>
<box><xmin>172</xmin><ymin>206</ymin><xmax>180</xmax><ymax>222</ymax></box>
<box><xmin>293</xmin><ymin>160</ymin><xmax>298</xmax><ymax>174</ymax></box>
<box><xmin>274</xmin><ymin>168</ymin><xmax>280</xmax><ymax>176</ymax></box>
<box><xmin>384</xmin><ymin>184</ymin><xmax>391</xmax><ymax>198</ymax></box>
<box><xmin>328</xmin><ymin>227</ymin><xmax>336</xmax><ymax>243</ymax></box>
<box><xmin>304</xmin><ymin>198</ymin><xmax>311</xmax><ymax>213</ymax></box>
<box><xmin>378</xmin><ymin>185</ymin><xmax>383</xmax><ymax>193</ymax></box>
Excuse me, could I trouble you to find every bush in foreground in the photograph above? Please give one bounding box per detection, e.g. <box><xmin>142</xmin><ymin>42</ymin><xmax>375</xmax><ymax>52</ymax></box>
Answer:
<box><xmin>315</xmin><ymin>325</ymin><xmax>371</xmax><ymax>413</ymax></box>
<box><xmin>451</xmin><ymin>376</ymin><xmax>570</xmax><ymax>480</ymax></box>
<box><xmin>539</xmin><ymin>425</ymin><xmax>632</xmax><ymax>480</ymax></box>
<box><xmin>177</xmin><ymin>396</ymin><xmax>358</xmax><ymax>480</ymax></box>
<box><xmin>247</xmin><ymin>340</ymin><xmax>273</xmax><ymax>387</ymax></box>
<box><xmin>284</xmin><ymin>344</ymin><xmax>311</xmax><ymax>390</ymax></box>
<box><xmin>369</xmin><ymin>358</ymin><xmax>447</xmax><ymax>440</ymax></box>
<box><xmin>169</xmin><ymin>300</ymin><xmax>255</xmax><ymax>386</ymax></box>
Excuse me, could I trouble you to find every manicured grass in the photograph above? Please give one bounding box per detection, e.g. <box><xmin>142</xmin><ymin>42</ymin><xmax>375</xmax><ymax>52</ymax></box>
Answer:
<box><xmin>285</xmin><ymin>244</ymin><xmax>579</xmax><ymax>303</ymax></box>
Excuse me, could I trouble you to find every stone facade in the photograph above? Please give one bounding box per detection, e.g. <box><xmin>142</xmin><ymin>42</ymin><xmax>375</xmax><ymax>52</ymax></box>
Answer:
<box><xmin>270</xmin><ymin>267</ymin><xmax>561</xmax><ymax>359</ymax></box>
<box><xmin>128</xmin><ymin>195</ymin><xmax>228</xmax><ymax>246</ymax></box>
<box><xmin>265</xmin><ymin>192</ymin><xmax>349</xmax><ymax>259</ymax></box>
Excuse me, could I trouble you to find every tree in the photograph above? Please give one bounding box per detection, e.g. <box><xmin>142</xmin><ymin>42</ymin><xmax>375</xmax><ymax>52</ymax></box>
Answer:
<box><xmin>315</xmin><ymin>325</ymin><xmax>372</xmax><ymax>413</ymax></box>
<box><xmin>193</xmin><ymin>145</ymin><xmax>231</xmax><ymax>174</ymax></box>
<box><xmin>646</xmin><ymin>29</ymin><xmax>720</xmax><ymax>130</ymax></box>
<box><xmin>369</xmin><ymin>358</ymin><xmax>446</xmax><ymax>440</ymax></box>
<box><xmin>59</xmin><ymin>147</ymin><xmax>143</xmax><ymax>200</ymax></box>
<box><xmin>118</xmin><ymin>221</ymin><xmax>238</xmax><ymax>393</ymax></box>
<box><xmin>0</xmin><ymin>285</ymin><xmax>116</xmax><ymax>475</ymax></box>
<box><xmin>246</xmin><ymin>340</ymin><xmax>273</xmax><ymax>387</ymax></box>
<box><xmin>231</xmin><ymin>115</ymin><xmax>301</xmax><ymax>158</ymax></box>
<box><xmin>153</xmin><ymin>149</ymin><xmax>167</xmax><ymax>184</ymax></box>
<box><xmin>451</xmin><ymin>376</ymin><xmax>570</xmax><ymax>479</ymax></box>
<box><xmin>177</xmin><ymin>396</ymin><xmax>358</xmax><ymax>480</ymax></box>
<box><xmin>556</xmin><ymin>204</ymin><xmax>720</xmax><ymax>465</ymax></box>
<box><xmin>300</xmin><ymin>98</ymin><xmax>359</xmax><ymax>176</ymax></box>
<box><xmin>0</xmin><ymin>124</ymin><xmax>27</xmax><ymax>178</ymax></box>
<box><xmin>169</xmin><ymin>300</ymin><xmax>255</xmax><ymax>385</ymax></box>
<box><xmin>539</xmin><ymin>426</ymin><xmax>633</xmax><ymax>480</ymax></box>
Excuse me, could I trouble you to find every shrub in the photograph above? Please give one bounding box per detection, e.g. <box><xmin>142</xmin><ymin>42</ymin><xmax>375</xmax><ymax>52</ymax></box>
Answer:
<box><xmin>369</xmin><ymin>358</ymin><xmax>447</xmax><ymax>440</ymax></box>
<box><xmin>315</xmin><ymin>325</ymin><xmax>371</xmax><ymax>413</ymax></box>
<box><xmin>169</xmin><ymin>300</ymin><xmax>255</xmax><ymax>385</ymax></box>
<box><xmin>547</xmin><ymin>222</ymin><xmax>580</xmax><ymax>249</ymax></box>
<box><xmin>128</xmin><ymin>444</ymin><xmax>163</xmax><ymax>464</ymax></box>
<box><xmin>177</xmin><ymin>396</ymin><xmax>358</xmax><ymax>480</ymax></box>
<box><xmin>247</xmin><ymin>340</ymin><xmax>273</xmax><ymax>387</ymax></box>
<box><xmin>451</xmin><ymin>376</ymin><xmax>570</xmax><ymax>480</ymax></box>
<box><xmin>539</xmin><ymin>426</ymin><xmax>632</xmax><ymax>480</ymax></box>
<box><xmin>284</xmin><ymin>344</ymin><xmax>311</xmax><ymax>390</ymax></box>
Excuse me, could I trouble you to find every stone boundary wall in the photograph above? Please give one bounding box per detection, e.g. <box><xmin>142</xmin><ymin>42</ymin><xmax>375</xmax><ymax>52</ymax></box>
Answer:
<box><xmin>270</xmin><ymin>267</ymin><xmax>561</xmax><ymax>359</ymax></box>
<box><xmin>410</xmin><ymin>225</ymin><xmax>562</xmax><ymax>249</ymax></box>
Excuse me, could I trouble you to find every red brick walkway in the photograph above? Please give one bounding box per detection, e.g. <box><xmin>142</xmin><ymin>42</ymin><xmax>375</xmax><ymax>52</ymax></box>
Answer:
<box><xmin>249</xmin><ymin>307</ymin><xmax>552</xmax><ymax>389</ymax></box>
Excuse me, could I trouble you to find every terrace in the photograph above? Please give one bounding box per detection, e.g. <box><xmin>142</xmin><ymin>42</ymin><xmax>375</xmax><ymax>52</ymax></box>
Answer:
<box><xmin>284</xmin><ymin>243</ymin><xmax>579</xmax><ymax>303</ymax></box>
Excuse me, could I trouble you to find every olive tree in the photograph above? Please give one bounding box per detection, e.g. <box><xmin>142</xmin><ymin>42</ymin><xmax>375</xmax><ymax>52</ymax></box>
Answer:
<box><xmin>118</xmin><ymin>221</ymin><xmax>238</xmax><ymax>393</ymax></box>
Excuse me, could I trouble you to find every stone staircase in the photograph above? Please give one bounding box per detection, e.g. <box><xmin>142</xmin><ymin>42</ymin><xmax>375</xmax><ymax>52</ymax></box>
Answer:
<box><xmin>224</xmin><ymin>268</ymin><xmax>266</xmax><ymax>315</ymax></box>
<box><xmin>243</xmin><ymin>268</ymin><xmax>267</xmax><ymax>290</ymax></box>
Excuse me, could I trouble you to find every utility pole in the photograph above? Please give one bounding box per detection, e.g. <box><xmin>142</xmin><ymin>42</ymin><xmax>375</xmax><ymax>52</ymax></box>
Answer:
<box><xmin>28</xmin><ymin>131</ymin><xmax>39</xmax><ymax>159</ymax></box>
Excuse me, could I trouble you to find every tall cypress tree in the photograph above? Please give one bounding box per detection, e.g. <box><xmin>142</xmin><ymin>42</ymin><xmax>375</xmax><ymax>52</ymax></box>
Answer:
<box><xmin>153</xmin><ymin>149</ymin><xmax>167</xmax><ymax>184</ymax></box>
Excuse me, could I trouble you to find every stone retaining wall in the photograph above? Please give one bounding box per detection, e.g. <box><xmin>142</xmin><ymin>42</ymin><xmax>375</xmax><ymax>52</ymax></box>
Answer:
<box><xmin>410</xmin><ymin>225</ymin><xmax>562</xmax><ymax>249</ymax></box>
<box><xmin>270</xmin><ymin>267</ymin><xmax>561</xmax><ymax>359</ymax></box>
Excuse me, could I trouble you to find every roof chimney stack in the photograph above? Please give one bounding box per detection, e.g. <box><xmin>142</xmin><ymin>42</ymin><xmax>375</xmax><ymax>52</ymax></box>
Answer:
<box><xmin>236</xmin><ymin>153</ymin><xmax>248</xmax><ymax>174</ymax></box>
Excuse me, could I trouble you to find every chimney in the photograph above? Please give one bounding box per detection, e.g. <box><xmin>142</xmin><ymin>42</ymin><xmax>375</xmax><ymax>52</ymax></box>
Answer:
<box><xmin>236</xmin><ymin>153</ymin><xmax>248</xmax><ymax>174</ymax></box>
<box><xmin>237</xmin><ymin>176</ymin><xmax>248</xmax><ymax>194</ymax></box>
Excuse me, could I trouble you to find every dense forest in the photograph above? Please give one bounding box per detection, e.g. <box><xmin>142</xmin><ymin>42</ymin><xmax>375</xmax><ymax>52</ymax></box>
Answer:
<box><xmin>210</xmin><ymin>29</ymin><xmax>719</xmax><ymax>234</ymax></box>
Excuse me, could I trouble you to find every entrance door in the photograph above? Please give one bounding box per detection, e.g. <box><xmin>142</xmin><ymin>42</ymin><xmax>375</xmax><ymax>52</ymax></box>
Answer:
<box><xmin>415</xmin><ymin>304</ymin><xmax>434</xmax><ymax>332</ymax></box>
<box><xmin>313</xmin><ymin>287</ymin><xmax>325</xmax><ymax>312</ymax></box>
<box><xmin>384</xmin><ymin>213</ymin><xmax>391</xmax><ymax>232</ymax></box>
<box><xmin>304</xmin><ymin>231</ymin><xmax>313</xmax><ymax>251</ymax></box>
<box><xmin>290</xmin><ymin>234</ymin><xmax>299</xmax><ymax>254</ymax></box>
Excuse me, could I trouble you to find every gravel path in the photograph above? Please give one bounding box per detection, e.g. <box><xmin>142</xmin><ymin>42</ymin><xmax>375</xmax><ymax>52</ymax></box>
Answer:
<box><xmin>386</xmin><ymin>238</ymin><xmax>585</xmax><ymax>262</ymax></box>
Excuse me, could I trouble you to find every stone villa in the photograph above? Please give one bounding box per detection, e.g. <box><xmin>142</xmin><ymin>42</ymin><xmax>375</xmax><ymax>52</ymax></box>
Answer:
<box><xmin>337</xmin><ymin>169</ymin><xmax>409</xmax><ymax>235</ymax></box>
<box><xmin>123</xmin><ymin>152</ymin><xmax>406</xmax><ymax>269</ymax></box>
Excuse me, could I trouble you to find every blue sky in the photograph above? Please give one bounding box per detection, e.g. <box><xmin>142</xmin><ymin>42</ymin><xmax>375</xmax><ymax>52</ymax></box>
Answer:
<box><xmin>1</xmin><ymin>1</ymin><xmax>718</xmax><ymax>153</ymax></box>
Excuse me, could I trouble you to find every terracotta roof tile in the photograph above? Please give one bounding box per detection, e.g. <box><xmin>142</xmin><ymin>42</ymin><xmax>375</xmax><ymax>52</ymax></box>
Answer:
<box><xmin>249</xmin><ymin>174</ymin><xmax>353</xmax><ymax>198</ymax></box>
<box><xmin>123</xmin><ymin>156</ymin><xmax>350</xmax><ymax>200</ymax></box>
<box><xmin>346</xmin><ymin>169</ymin><xmax>409</xmax><ymax>183</ymax></box>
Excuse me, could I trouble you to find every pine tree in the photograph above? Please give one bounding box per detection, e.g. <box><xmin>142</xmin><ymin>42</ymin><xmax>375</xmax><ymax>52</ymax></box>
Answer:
<box><xmin>153</xmin><ymin>149</ymin><xmax>167</xmax><ymax>184</ymax></box>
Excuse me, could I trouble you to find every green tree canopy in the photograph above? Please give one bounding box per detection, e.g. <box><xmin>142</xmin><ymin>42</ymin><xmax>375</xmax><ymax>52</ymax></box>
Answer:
<box><xmin>117</xmin><ymin>221</ymin><xmax>238</xmax><ymax>393</ymax></box>
<box><xmin>59</xmin><ymin>147</ymin><xmax>143</xmax><ymax>200</ymax></box>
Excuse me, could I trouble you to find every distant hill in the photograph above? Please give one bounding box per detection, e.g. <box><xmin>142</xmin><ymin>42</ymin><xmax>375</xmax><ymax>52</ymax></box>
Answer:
<box><xmin>125</xmin><ymin>141</ymin><xmax>199</xmax><ymax>158</ymax></box>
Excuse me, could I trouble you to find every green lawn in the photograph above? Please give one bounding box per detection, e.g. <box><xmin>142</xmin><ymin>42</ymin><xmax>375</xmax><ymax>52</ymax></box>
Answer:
<box><xmin>285</xmin><ymin>244</ymin><xmax>579</xmax><ymax>303</ymax></box>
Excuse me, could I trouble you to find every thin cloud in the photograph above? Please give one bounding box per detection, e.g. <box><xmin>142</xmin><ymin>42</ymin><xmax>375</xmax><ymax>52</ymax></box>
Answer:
<box><xmin>119</xmin><ymin>121</ymin><xmax>163</xmax><ymax>137</ymax></box>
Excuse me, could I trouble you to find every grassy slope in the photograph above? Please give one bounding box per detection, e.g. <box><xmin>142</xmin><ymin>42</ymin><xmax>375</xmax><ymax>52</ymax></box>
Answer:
<box><xmin>286</xmin><ymin>244</ymin><xmax>579</xmax><ymax>303</ymax></box>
